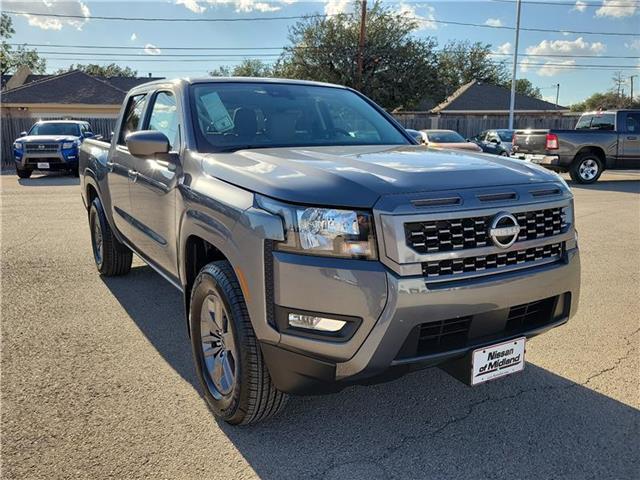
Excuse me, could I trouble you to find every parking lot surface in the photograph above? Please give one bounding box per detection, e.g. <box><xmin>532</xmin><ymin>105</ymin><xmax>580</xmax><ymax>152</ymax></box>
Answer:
<box><xmin>2</xmin><ymin>171</ymin><xmax>639</xmax><ymax>479</ymax></box>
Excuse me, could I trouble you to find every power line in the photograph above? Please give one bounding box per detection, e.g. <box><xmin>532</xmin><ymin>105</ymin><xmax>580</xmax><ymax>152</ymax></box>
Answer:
<box><xmin>489</xmin><ymin>0</ymin><xmax>640</xmax><ymax>7</ymax></box>
<box><xmin>2</xmin><ymin>10</ymin><xmax>343</xmax><ymax>22</ymax></box>
<box><xmin>4</xmin><ymin>10</ymin><xmax>638</xmax><ymax>36</ymax></box>
<box><xmin>9</xmin><ymin>43</ymin><xmax>640</xmax><ymax>60</ymax></box>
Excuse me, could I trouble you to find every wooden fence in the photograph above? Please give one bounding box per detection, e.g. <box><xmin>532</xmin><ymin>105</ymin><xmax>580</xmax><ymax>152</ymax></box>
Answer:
<box><xmin>392</xmin><ymin>112</ymin><xmax>581</xmax><ymax>138</ymax></box>
<box><xmin>1</xmin><ymin>117</ymin><xmax>117</xmax><ymax>167</ymax></box>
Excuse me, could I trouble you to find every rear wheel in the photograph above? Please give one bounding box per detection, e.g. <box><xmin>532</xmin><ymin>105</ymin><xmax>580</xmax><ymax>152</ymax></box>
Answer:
<box><xmin>89</xmin><ymin>198</ymin><xmax>132</xmax><ymax>276</ymax></box>
<box><xmin>569</xmin><ymin>153</ymin><xmax>603</xmax><ymax>184</ymax></box>
<box><xmin>190</xmin><ymin>261</ymin><xmax>287</xmax><ymax>425</ymax></box>
<box><xmin>16</xmin><ymin>168</ymin><xmax>32</xmax><ymax>179</ymax></box>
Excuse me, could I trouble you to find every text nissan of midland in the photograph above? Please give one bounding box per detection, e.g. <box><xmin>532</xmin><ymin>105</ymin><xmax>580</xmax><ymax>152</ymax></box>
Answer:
<box><xmin>79</xmin><ymin>78</ymin><xmax>580</xmax><ymax>425</ymax></box>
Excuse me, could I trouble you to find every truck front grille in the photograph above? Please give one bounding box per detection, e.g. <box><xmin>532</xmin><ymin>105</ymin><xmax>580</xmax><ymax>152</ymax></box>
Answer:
<box><xmin>416</xmin><ymin>316</ymin><xmax>471</xmax><ymax>354</ymax></box>
<box><xmin>422</xmin><ymin>242</ymin><xmax>563</xmax><ymax>279</ymax></box>
<box><xmin>25</xmin><ymin>143</ymin><xmax>59</xmax><ymax>153</ymax></box>
<box><xmin>405</xmin><ymin>207</ymin><xmax>567</xmax><ymax>254</ymax></box>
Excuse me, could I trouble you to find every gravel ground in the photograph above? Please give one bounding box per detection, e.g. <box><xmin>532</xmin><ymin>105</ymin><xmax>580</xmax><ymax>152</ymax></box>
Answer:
<box><xmin>1</xmin><ymin>171</ymin><xmax>639</xmax><ymax>479</ymax></box>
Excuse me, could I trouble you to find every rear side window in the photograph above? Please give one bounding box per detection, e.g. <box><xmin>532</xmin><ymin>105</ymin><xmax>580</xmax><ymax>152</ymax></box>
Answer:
<box><xmin>624</xmin><ymin>113</ymin><xmax>640</xmax><ymax>133</ymax></box>
<box><xmin>147</xmin><ymin>91</ymin><xmax>180</xmax><ymax>149</ymax></box>
<box><xmin>119</xmin><ymin>94</ymin><xmax>147</xmax><ymax>145</ymax></box>
<box><xmin>575</xmin><ymin>113</ymin><xmax>615</xmax><ymax>131</ymax></box>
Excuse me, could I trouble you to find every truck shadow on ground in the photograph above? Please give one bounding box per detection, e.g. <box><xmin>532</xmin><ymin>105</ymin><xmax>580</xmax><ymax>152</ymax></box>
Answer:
<box><xmin>16</xmin><ymin>173</ymin><xmax>80</xmax><ymax>187</ymax></box>
<box><xmin>569</xmin><ymin>178</ymin><xmax>640</xmax><ymax>194</ymax></box>
<box><xmin>102</xmin><ymin>265</ymin><xmax>639</xmax><ymax>480</ymax></box>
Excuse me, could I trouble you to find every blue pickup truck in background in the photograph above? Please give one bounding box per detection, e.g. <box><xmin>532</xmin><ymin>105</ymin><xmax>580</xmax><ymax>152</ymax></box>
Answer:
<box><xmin>13</xmin><ymin>120</ymin><xmax>97</xmax><ymax>178</ymax></box>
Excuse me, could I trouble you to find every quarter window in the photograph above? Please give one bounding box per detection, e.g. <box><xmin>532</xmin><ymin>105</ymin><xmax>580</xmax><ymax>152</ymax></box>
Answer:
<box><xmin>147</xmin><ymin>91</ymin><xmax>179</xmax><ymax>149</ymax></box>
<box><xmin>119</xmin><ymin>94</ymin><xmax>147</xmax><ymax>145</ymax></box>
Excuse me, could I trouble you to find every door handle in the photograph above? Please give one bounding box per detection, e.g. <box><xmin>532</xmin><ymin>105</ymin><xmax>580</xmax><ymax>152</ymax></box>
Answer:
<box><xmin>627</xmin><ymin>136</ymin><xmax>638</xmax><ymax>140</ymax></box>
<box><xmin>128</xmin><ymin>170</ymin><xmax>138</xmax><ymax>183</ymax></box>
<box><xmin>106</xmin><ymin>161</ymin><xmax>115</xmax><ymax>172</ymax></box>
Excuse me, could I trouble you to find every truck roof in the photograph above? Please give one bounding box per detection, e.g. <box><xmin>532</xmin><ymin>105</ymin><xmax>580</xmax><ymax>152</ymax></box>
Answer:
<box><xmin>33</xmin><ymin>120</ymin><xmax>89</xmax><ymax>124</ymax></box>
<box><xmin>580</xmin><ymin>109</ymin><xmax>639</xmax><ymax>115</ymax></box>
<box><xmin>128</xmin><ymin>77</ymin><xmax>349</xmax><ymax>94</ymax></box>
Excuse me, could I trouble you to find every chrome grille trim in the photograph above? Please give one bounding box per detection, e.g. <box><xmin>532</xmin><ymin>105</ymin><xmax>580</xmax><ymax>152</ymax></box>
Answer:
<box><xmin>25</xmin><ymin>143</ymin><xmax>59</xmax><ymax>153</ymax></box>
<box><xmin>405</xmin><ymin>206</ymin><xmax>567</xmax><ymax>254</ymax></box>
<box><xmin>422</xmin><ymin>242</ymin><xmax>564</xmax><ymax>282</ymax></box>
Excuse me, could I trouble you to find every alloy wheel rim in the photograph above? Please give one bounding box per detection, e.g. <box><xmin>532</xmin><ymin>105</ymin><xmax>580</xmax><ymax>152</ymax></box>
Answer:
<box><xmin>92</xmin><ymin>217</ymin><xmax>103</xmax><ymax>266</ymax></box>
<box><xmin>200</xmin><ymin>293</ymin><xmax>236</xmax><ymax>398</ymax></box>
<box><xmin>579</xmin><ymin>159</ymin><xmax>598</xmax><ymax>180</ymax></box>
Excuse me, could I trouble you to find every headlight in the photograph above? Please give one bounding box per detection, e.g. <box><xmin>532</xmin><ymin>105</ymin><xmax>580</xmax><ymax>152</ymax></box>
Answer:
<box><xmin>62</xmin><ymin>140</ymin><xmax>79</xmax><ymax>149</ymax></box>
<box><xmin>13</xmin><ymin>142</ymin><xmax>23</xmax><ymax>150</ymax></box>
<box><xmin>257</xmin><ymin>196</ymin><xmax>378</xmax><ymax>260</ymax></box>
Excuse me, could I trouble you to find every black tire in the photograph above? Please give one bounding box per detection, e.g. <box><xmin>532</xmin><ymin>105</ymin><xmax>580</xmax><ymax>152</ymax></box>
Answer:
<box><xmin>569</xmin><ymin>153</ymin><xmax>603</xmax><ymax>184</ymax></box>
<box><xmin>16</xmin><ymin>168</ymin><xmax>32</xmax><ymax>179</ymax></box>
<box><xmin>190</xmin><ymin>261</ymin><xmax>287</xmax><ymax>425</ymax></box>
<box><xmin>88</xmin><ymin>198</ymin><xmax>132</xmax><ymax>276</ymax></box>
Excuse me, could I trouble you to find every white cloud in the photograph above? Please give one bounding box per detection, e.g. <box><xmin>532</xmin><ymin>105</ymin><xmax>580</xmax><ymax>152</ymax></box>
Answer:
<box><xmin>626</xmin><ymin>39</ymin><xmax>640</xmax><ymax>50</ymax></box>
<box><xmin>494</xmin><ymin>42</ymin><xmax>512</xmax><ymax>55</ymax></box>
<box><xmin>144</xmin><ymin>44</ymin><xmax>162</xmax><ymax>55</ymax></box>
<box><xmin>521</xmin><ymin>37</ymin><xmax>606</xmax><ymax>76</ymax></box>
<box><xmin>596</xmin><ymin>0</ymin><xmax>637</xmax><ymax>17</ymax></box>
<box><xmin>175</xmin><ymin>0</ymin><xmax>281</xmax><ymax>14</ymax></box>
<box><xmin>572</xmin><ymin>1</ymin><xmax>587</xmax><ymax>13</ymax></box>
<box><xmin>324</xmin><ymin>0</ymin><xmax>352</xmax><ymax>15</ymax></box>
<box><xmin>526</xmin><ymin>37</ymin><xmax>606</xmax><ymax>56</ymax></box>
<box><xmin>4</xmin><ymin>0</ymin><xmax>90</xmax><ymax>30</ymax></box>
<box><xmin>398</xmin><ymin>3</ymin><xmax>437</xmax><ymax>30</ymax></box>
<box><xmin>485</xmin><ymin>18</ymin><xmax>502</xmax><ymax>27</ymax></box>
<box><xmin>130</xmin><ymin>33</ymin><xmax>137</xmax><ymax>41</ymax></box>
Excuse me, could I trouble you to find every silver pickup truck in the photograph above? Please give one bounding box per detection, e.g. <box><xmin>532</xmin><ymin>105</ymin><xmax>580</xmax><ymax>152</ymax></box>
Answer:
<box><xmin>512</xmin><ymin>109</ymin><xmax>640</xmax><ymax>183</ymax></box>
<box><xmin>80</xmin><ymin>78</ymin><xmax>580</xmax><ymax>425</ymax></box>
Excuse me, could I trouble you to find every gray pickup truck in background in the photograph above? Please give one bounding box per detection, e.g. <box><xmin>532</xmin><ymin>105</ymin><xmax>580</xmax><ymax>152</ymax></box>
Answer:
<box><xmin>79</xmin><ymin>78</ymin><xmax>580</xmax><ymax>425</ymax></box>
<box><xmin>512</xmin><ymin>110</ymin><xmax>640</xmax><ymax>183</ymax></box>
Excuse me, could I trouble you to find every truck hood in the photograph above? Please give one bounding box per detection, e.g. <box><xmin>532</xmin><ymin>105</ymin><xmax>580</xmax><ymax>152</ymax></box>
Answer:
<box><xmin>18</xmin><ymin>135</ymin><xmax>79</xmax><ymax>143</ymax></box>
<box><xmin>199</xmin><ymin>144</ymin><xmax>562</xmax><ymax>208</ymax></box>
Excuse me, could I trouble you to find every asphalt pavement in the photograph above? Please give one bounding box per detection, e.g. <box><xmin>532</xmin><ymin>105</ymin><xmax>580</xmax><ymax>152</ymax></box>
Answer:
<box><xmin>1</xmin><ymin>171</ymin><xmax>639</xmax><ymax>479</ymax></box>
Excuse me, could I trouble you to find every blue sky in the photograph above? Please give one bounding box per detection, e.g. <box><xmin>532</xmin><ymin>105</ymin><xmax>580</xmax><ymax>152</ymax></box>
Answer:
<box><xmin>4</xmin><ymin>0</ymin><xmax>639</xmax><ymax>105</ymax></box>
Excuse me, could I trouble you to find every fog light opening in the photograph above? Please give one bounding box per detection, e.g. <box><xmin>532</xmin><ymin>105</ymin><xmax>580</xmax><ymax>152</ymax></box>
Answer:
<box><xmin>287</xmin><ymin>313</ymin><xmax>346</xmax><ymax>332</ymax></box>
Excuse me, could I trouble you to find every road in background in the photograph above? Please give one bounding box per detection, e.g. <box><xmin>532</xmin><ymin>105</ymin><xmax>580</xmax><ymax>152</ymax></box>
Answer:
<box><xmin>2</xmin><ymin>172</ymin><xmax>639</xmax><ymax>479</ymax></box>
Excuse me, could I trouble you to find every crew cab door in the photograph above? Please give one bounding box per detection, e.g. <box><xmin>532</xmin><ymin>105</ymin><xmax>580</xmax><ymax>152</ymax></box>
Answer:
<box><xmin>107</xmin><ymin>93</ymin><xmax>148</xmax><ymax>241</ymax></box>
<box><xmin>619</xmin><ymin>111</ymin><xmax>640</xmax><ymax>168</ymax></box>
<box><xmin>127</xmin><ymin>89</ymin><xmax>181</xmax><ymax>280</ymax></box>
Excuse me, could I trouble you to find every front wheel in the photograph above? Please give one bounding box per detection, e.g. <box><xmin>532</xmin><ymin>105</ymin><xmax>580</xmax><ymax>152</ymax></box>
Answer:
<box><xmin>569</xmin><ymin>154</ymin><xmax>603</xmax><ymax>184</ymax></box>
<box><xmin>190</xmin><ymin>261</ymin><xmax>287</xmax><ymax>425</ymax></box>
<box><xmin>16</xmin><ymin>168</ymin><xmax>32</xmax><ymax>179</ymax></box>
<box><xmin>88</xmin><ymin>198</ymin><xmax>132</xmax><ymax>276</ymax></box>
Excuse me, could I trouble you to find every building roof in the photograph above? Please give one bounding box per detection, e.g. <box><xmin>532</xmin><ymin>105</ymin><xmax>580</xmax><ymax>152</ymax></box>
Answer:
<box><xmin>431</xmin><ymin>80</ymin><xmax>569</xmax><ymax>113</ymax></box>
<box><xmin>1</xmin><ymin>71</ymin><xmax>164</xmax><ymax>105</ymax></box>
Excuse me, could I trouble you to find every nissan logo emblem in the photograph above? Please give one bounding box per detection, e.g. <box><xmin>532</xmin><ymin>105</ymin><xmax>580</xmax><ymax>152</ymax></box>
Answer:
<box><xmin>38</xmin><ymin>144</ymin><xmax>45</xmax><ymax>150</ymax></box>
<box><xmin>488</xmin><ymin>212</ymin><xmax>521</xmax><ymax>249</ymax></box>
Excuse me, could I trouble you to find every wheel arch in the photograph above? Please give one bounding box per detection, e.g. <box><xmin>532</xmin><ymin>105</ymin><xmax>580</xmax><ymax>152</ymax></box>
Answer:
<box><xmin>573</xmin><ymin>146</ymin><xmax>606</xmax><ymax>168</ymax></box>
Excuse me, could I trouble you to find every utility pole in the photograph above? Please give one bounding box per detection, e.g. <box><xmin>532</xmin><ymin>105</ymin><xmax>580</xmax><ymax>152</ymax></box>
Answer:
<box><xmin>508</xmin><ymin>0</ymin><xmax>522</xmax><ymax>130</ymax></box>
<box><xmin>357</xmin><ymin>0</ymin><xmax>367</xmax><ymax>92</ymax></box>
<box><xmin>630</xmin><ymin>75</ymin><xmax>637</xmax><ymax>101</ymax></box>
<box><xmin>555</xmin><ymin>83</ymin><xmax>560</xmax><ymax>109</ymax></box>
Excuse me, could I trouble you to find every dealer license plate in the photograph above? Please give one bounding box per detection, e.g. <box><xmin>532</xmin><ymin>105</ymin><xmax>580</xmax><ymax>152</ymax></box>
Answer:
<box><xmin>471</xmin><ymin>337</ymin><xmax>526</xmax><ymax>385</ymax></box>
<box><xmin>37</xmin><ymin>162</ymin><xmax>50</xmax><ymax>169</ymax></box>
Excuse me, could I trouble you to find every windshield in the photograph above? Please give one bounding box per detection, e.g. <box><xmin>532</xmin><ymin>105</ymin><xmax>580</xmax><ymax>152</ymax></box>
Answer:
<box><xmin>497</xmin><ymin>130</ymin><xmax>514</xmax><ymax>142</ymax></box>
<box><xmin>28</xmin><ymin>123</ymin><xmax>80</xmax><ymax>136</ymax></box>
<box><xmin>575</xmin><ymin>114</ymin><xmax>615</xmax><ymax>131</ymax></box>
<box><xmin>190</xmin><ymin>82</ymin><xmax>410</xmax><ymax>152</ymax></box>
<box><xmin>425</xmin><ymin>131</ymin><xmax>465</xmax><ymax>143</ymax></box>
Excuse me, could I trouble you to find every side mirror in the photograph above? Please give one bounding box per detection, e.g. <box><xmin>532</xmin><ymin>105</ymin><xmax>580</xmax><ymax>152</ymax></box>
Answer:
<box><xmin>490</xmin><ymin>138</ymin><xmax>500</xmax><ymax>144</ymax></box>
<box><xmin>126</xmin><ymin>130</ymin><xmax>170</xmax><ymax>158</ymax></box>
<box><xmin>19</xmin><ymin>131</ymin><xmax>27</xmax><ymax>137</ymax></box>
<box><xmin>84</xmin><ymin>132</ymin><xmax>94</xmax><ymax>138</ymax></box>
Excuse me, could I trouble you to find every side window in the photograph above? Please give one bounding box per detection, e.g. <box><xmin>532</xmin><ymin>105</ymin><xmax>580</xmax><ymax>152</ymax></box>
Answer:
<box><xmin>147</xmin><ymin>91</ymin><xmax>179</xmax><ymax>149</ymax></box>
<box><xmin>118</xmin><ymin>94</ymin><xmax>147</xmax><ymax>145</ymax></box>
<box><xmin>624</xmin><ymin>113</ymin><xmax>640</xmax><ymax>133</ymax></box>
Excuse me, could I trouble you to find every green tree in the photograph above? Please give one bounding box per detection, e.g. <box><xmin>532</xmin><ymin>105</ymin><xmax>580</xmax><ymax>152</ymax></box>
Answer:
<box><xmin>209</xmin><ymin>59</ymin><xmax>273</xmax><ymax>77</ymax></box>
<box><xmin>55</xmin><ymin>63</ymin><xmax>138</xmax><ymax>77</ymax></box>
<box><xmin>514</xmin><ymin>78</ymin><xmax>542</xmax><ymax>99</ymax></box>
<box><xmin>436</xmin><ymin>40</ymin><xmax>509</xmax><ymax>99</ymax></box>
<box><xmin>0</xmin><ymin>13</ymin><xmax>46</xmax><ymax>77</ymax></box>
<box><xmin>570</xmin><ymin>91</ymin><xmax>640</xmax><ymax>111</ymax></box>
<box><xmin>275</xmin><ymin>1</ymin><xmax>440</xmax><ymax>110</ymax></box>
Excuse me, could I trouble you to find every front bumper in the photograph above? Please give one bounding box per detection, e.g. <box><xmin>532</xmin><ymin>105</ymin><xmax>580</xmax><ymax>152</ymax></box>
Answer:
<box><xmin>14</xmin><ymin>148</ymin><xmax>79</xmax><ymax>170</ymax></box>
<box><xmin>261</xmin><ymin>246</ymin><xmax>580</xmax><ymax>394</ymax></box>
